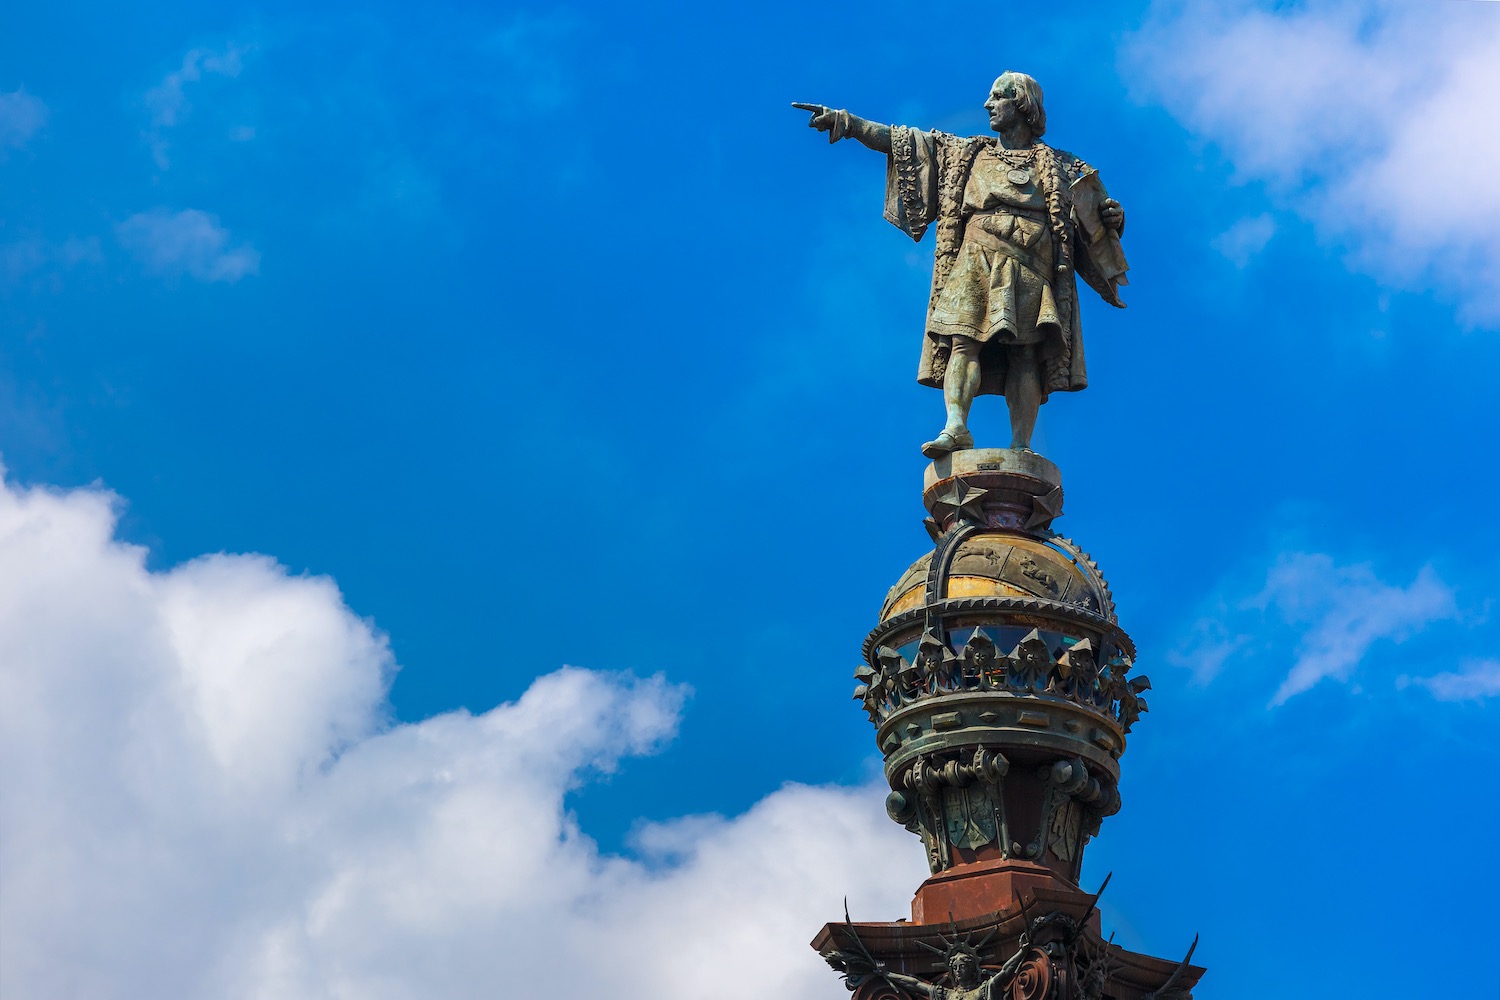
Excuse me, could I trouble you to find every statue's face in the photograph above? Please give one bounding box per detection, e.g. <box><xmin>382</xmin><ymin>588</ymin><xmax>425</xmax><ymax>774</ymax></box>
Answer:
<box><xmin>984</xmin><ymin>78</ymin><xmax>1023</xmax><ymax>132</ymax></box>
<box><xmin>950</xmin><ymin>954</ymin><xmax>977</xmax><ymax>985</ymax></box>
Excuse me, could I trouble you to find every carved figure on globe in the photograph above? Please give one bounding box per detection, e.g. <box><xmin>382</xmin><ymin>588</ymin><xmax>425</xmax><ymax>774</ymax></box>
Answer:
<box><xmin>794</xmin><ymin>72</ymin><xmax>1128</xmax><ymax>456</ymax></box>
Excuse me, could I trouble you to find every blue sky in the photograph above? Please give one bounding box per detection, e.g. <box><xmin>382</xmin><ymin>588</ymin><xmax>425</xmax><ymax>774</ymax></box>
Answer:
<box><xmin>3</xmin><ymin>2</ymin><xmax>1499</xmax><ymax>998</ymax></box>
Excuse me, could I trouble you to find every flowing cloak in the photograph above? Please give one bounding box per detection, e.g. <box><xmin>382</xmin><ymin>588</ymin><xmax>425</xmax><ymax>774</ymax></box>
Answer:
<box><xmin>884</xmin><ymin>125</ymin><xmax>1129</xmax><ymax>398</ymax></box>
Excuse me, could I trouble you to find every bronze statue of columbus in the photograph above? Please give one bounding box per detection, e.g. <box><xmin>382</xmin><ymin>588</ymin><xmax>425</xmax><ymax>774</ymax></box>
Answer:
<box><xmin>795</xmin><ymin>71</ymin><xmax>1129</xmax><ymax>457</ymax></box>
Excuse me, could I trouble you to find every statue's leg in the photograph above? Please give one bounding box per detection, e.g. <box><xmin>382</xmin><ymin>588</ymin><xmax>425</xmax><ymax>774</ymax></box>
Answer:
<box><xmin>923</xmin><ymin>336</ymin><xmax>979</xmax><ymax>457</ymax></box>
<box><xmin>1005</xmin><ymin>346</ymin><xmax>1041</xmax><ymax>451</ymax></box>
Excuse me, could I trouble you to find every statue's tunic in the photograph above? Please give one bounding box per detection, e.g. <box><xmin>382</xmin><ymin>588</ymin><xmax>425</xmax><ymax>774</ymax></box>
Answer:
<box><xmin>884</xmin><ymin>126</ymin><xmax>1128</xmax><ymax>398</ymax></box>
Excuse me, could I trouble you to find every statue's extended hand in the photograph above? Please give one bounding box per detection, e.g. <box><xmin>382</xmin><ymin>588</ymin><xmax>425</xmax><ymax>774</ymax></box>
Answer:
<box><xmin>792</xmin><ymin>102</ymin><xmax>843</xmax><ymax>141</ymax></box>
<box><xmin>1100</xmin><ymin>198</ymin><xmax>1125</xmax><ymax>236</ymax></box>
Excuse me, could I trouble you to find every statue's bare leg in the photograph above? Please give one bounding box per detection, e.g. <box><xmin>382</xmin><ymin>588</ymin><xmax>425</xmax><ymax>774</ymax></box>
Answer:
<box><xmin>922</xmin><ymin>336</ymin><xmax>979</xmax><ymax>458</ymax></box>
<box><xmin>1005</xmin><ymin>345</ymin><xmax>1041</xmax><ymax>451</ymax></box>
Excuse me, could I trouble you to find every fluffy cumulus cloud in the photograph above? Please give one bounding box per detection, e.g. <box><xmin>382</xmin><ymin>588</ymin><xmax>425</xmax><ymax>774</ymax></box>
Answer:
<box><xmin>1172</xmin><ymin>552</ymin><xmax>1458</xmax><ymax>705</ymax></box>
<box><xmin>116</xmin><ymin>208</ymin><xmax>260</xmax><ymax>283</ymax></box>
<box><xmin>1128</xmin><ymin>1</ymin><xmax>1500</xmax><ymax>323</ymax></box>
<box><xmin>0</xmin><ymin>474</ymin><xmax>919</xmax><ymax>1000</ymax></box>
<box><xmin>0</xmin><ymin>88</ymin><xmax>48</xmax><ymax>152</ymax></box>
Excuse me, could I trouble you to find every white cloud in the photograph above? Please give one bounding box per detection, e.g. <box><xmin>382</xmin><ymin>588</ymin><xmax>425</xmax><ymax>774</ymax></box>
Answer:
<box><xmin>1129</xmin><ymin>1</ymin><xmax>1500</xmax><ymax>324</ymax></box>
<box><xmin>144</xmin><ymin>45</ymin><xmax>246</xmax><ymax>167</ymax></box>
<box><xmin>0</xmin><ymin>88</ymin><xmax>47</xmax><ymax>152</ymax></box>
<box><xmin>1172</xmin><ymin>552</ymin><xmax>1457</xmax><ymax>705</ymax></box>
<box><xmin>1401</xmin><ymin>659</ymin><xmax>1500</xmax><ymax>702</ymax></box>
<box><xmin>116</xmin><ymin>208</ymin><xmax>260</xmax><ymax>283</ymax></box>
<box><xmin>0</xmin><ymin>473</ymin><xmax>920</xmax><ymax>1000</ymax></box>
<box><xmin>146</xmin><ymin>47</ymin><xmax>244</xmax><ymax>128</ymax></box>
<box><xmin>1257</xmin><ymin>554</ymin><xmax>1456</xmax><ymax>705</ymax></box>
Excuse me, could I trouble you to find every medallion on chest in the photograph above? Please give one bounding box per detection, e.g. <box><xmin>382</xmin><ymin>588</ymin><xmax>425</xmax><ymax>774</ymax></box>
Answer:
<box><xmin>989</xmin><ymin>143</ymin><xmax>1038</xmax><ymax>189</ymax></box>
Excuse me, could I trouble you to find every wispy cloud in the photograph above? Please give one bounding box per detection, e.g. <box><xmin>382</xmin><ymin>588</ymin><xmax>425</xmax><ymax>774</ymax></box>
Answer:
<box><xmin>1</xmin><ymin>236</ymin><xmax>102</xmax><ymax>289</ymax></box>
<box><xmin>143</xmin><ymin>45</ymin><xmax>246</xmax><ymax>167</ymax></box>
<box><xmin>116</xmin><ymin>208</ymin><xmax>259</xmax><ymax>283</ymax></box>
<box><xmin>1128</xmin><ymin>1</ymin><xmax>1500</xmax><ymax>324</ymax></box>
<box><xmin>1212</xmin><ymin>213</ymin><xmax>1275</xmax><ymax>267</ymax></box>
<box><xmin>0</xmin><ymin>88</ymin><xmax>47</xmax><ymax>153</ymax></box>
<box><xmin>1173</xmin><ymin>552</ymin><xmax>1458</xmax><ymax>706</ymax></box>
<box><xmin>1258</xmin><ymin>555</ymin><xmax>1456</xmax><ymax>705</ymax></box>
<box><xmin>1401</xmin><ymin>660</ymin><xmax>1500</xmax><ymax>702</ymax></box>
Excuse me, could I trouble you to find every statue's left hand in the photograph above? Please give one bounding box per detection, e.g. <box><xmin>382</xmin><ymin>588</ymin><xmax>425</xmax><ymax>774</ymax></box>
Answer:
<box><xmin>1100</xmin><ymin>198</ymin><xmax>1125</xmax><ymax>236</ymax></box>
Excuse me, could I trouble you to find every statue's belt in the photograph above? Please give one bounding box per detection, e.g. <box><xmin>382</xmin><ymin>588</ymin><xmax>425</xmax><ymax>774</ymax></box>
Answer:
<box><xmin>960</xmin><ymin>212</ymin><xmax>1053</xmax><ymax>277</ymax></box>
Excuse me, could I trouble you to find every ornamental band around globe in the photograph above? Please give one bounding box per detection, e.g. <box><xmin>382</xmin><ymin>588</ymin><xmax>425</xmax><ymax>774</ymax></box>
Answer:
<box><xmin>794</xmin><ymin>73</ymin><xmax>1202</xmax><ymax>1000</ymax></box>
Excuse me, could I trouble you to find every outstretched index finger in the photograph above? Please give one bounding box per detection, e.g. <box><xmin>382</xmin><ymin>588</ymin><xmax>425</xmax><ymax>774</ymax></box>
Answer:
<box><xmin>791</xmin><ymin>102</ymin><xmax>825</xmax><ymax>113</ymax></box>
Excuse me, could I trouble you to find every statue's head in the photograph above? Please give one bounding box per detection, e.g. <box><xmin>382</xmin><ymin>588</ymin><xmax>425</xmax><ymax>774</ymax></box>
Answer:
<box><xmin>985</xmin><ymin>71</ymin><xmax>1047</xmax><ymax>138</ymax></box>
<box><xmin>1084</xmin><ymin>963</ymin><xmax>1108</xmax><ymax>992</ymax></box>
<box><xmin>947</xmin><ymin>952</ymin><xmax>979</xmax><ymax>986</ymax></box>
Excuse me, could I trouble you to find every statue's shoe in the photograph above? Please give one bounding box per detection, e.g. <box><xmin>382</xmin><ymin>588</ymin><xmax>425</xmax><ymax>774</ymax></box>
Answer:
<box><xmin>920</xmin><ymin>429</ymin><xmax>974</xmax><ymax>458</ymax></box>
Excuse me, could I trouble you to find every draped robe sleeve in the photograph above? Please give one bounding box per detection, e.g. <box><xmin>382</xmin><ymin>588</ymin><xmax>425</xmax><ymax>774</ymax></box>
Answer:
<box><xmin>883</xmin><ymin>126</ymin><xmax>980</xmax><ymax>388</ymax></box>
<box><xmin>1068</xmin><ymin>167</ymin><xmax>1129</xmax><ymax>308</ymax></box>
<box><xmin>883</xmin><ymin>125</ymin><xmax>940</xmax><ymax>242</ymax></box>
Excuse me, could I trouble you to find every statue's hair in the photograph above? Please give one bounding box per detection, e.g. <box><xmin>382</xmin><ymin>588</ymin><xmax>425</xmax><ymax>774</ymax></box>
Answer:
<box><xmin>947</xmin><ymin>944</ymin><xmax>980</xmax><ymax>963</ymax></box>
<box><xmin>997</xmin><ymin>70</ymin><xmax>1046</xmax><ymax>138</ymax></box>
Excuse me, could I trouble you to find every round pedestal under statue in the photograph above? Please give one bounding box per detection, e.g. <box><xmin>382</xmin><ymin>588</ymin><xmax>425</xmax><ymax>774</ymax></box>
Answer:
<box><xmin>853</xmin><ymin>451</ymin><xmax>1145</xmax><ymax>886</ymax></box>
